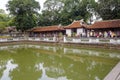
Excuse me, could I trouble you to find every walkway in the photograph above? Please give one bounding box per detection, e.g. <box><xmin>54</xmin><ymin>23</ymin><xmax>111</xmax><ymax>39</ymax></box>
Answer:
<box><xmin>104</xmin><ymin>62</ymin><xmax>120</xmax><ymax>80</ymax></box>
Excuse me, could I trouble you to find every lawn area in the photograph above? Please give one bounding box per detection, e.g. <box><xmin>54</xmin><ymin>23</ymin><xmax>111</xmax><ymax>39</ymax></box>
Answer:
<box><xmin>0</xmin><ymin>36</ymin><xmax>11</xmax><ymax>39</ymax></box>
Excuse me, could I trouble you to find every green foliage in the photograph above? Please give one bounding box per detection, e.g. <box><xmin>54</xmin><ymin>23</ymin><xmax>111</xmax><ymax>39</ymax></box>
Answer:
<box><xmin>7</xmin><ymin>17</ymin><xmax>15</xmax><ymax>26</ymax></box>
<box><xmin>0</xmin><ymin>22</ymin><xmax>7</xmax><ymax>28</ymax></box>
<box><xmin>0</xmin><ymin>9</ymin><xmax>10</xmax><ymax>32</ymax></box>
<box><xmin>38</xmin><ymin>0</ymin><xmax>91</xmax><ymax>26</ymax></box>
<box><xmin>37</xmin><ymin>0</ymin><xmax>64</xmax><ymax>26</ymax></box>
<box><xmin>37</xmin><ymin>0</ymin><xmax>120</xmax><ymax>26</ymax></box>
<box><xmin>60</xmin><ymin>0</ymin><xmax>91</xmax><ymax>25</ymax></box>
<box><xmin>0</xmin><ymin>22</ymin><xmax>7</xmax><ymax>32</ymax></box>
<box><xmin>5</xmin><ymin>0</ymin><xmax>120</xmax><ymax>29</ymax></box>
<box><xmin>94</xmin><ymin>0</ymin><xmax>120</xmax><ymax>20</ymax></box>
<box><xmin>0</xmin><ymin>9</ymin><xmax>5</xmax><ymax>14</ymax></box>
<box><xmin>0</xmin><ymin>9</ymin><xmax>9</xmax><ymax>22</ymax></box>
<box><xmin>7</xmin><ymin>0</ymin><xmax>40</xmax><ymax>31</ymax></box>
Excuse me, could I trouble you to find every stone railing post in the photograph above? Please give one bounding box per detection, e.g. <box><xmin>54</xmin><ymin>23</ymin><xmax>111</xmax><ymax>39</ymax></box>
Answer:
<box><xmin>53</xmin><ymin>36</ymin><xmax>56</xmax><ymax>42</ymax></box>
<box><xmin>117</xmin><ymin>39</ymin><xmax>120</xmax><ymax>44</ymax></box>
<box><xmin>89</xmin><ymin>38</ymin><xmax>92</xmax><ymax>43</ymax></box>
<box><xmin>110</xmin><ymin>39</ymin><xmax>116</xmax><ymax>44</ymax></box>
<box><xmin>96</xmin><ymin>39</ymin><xmax>99</xmax><ymax>43</ymax></box>
<box><xmin>63</xmin><ymin>36</ymin><xmax>66</xmax><ymax>43</ymax></box>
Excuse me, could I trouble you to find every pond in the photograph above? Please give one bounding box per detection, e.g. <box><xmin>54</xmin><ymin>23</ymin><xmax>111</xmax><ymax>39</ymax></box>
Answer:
<box><xmin>0</xmin><ymin>44</ymin><xmax>120</xmax><ymax>80</ymax></box>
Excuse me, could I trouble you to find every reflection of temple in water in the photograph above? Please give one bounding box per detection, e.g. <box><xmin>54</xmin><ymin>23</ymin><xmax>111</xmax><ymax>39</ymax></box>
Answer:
<box><xmin>0</xmin><ymin>45</ymin><xmax>120</xmax><ymax>59</ymax></box>
<box><xmin>63</xmin><ymin>48</ymin><xmax>120</xmax><ymax>59</ymax></box>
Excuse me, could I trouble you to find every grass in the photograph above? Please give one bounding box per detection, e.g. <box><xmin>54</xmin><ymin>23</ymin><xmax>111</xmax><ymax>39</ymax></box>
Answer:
<box><xmin>99</xmin><ymin>39</ymin><xmax>110</xmax><ymax>42</ymax></box>
<box><xmin>0</xmin><ymin>36</ymin><xmax>11</xmax><ymax>39</ymax></box>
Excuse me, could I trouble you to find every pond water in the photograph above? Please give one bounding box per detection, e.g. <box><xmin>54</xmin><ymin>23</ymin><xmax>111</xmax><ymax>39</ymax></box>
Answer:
<box><xmin>0</xmin><ymin>44</ymin><xmax>120</xmax><ymax>80</ymax></box>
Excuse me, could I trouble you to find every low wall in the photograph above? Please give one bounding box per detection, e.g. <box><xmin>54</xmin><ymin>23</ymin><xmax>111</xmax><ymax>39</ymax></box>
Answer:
<box><xmin>64</xmin><ymin>37</ymin><xmax>120</xmax><ymax>44</ymax></box>
<box><xmin>0</xmin><ymin>37</ymin><xmax>120</xmax><ymax>49</ymax></box>
<box><xmin>1</xmin><ymin>37</ymin><xmax>120</xmax><ymax>44</ymax></box>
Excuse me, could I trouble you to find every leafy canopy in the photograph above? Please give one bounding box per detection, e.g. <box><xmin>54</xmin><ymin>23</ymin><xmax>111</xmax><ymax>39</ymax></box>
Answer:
<box><xmin>38</xmin><ymin>0</ymin><xmax>92</xmax><ymax>26</ymax></box>
<box><xmin>91</xmin><ymin>0</ymin><xmax>120</xmax><ymax>20</ymax></box>
<box><xmin>38</xmin><ymin>0</ymin><xmax>120</xmax><ymax>26</ymax></box>
<box><xmin>0</xmin><ymin>9</ymin><xmax>11</xmax><ymax>32</ymax></box>
<box><xmin>6</xmin><ymin>0</ymin><xmax>40</xmax><ymax>31</ymax></box>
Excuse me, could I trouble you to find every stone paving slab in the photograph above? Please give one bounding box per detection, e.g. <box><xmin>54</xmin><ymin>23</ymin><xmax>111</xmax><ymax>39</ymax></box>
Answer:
<box><xmin>104</xmin><ymin>62</ymin><xmax>120</xmax><ymax>80</ymax></box>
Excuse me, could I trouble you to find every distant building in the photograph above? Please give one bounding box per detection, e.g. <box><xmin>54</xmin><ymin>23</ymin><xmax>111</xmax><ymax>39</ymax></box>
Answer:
<box><xmin>64</xmin><ymin>20</ymin><xmax>87</xmax><ymax>37</ymax></box>
<box><xmin>29</xmin><ymin>25</ymin><xmax>65</xmax><ymax>37</ymax></box>
<box><xmin>29</xmin><ymin>19</ymin><xmax>120</xmax><ymax>38</ymax></box>
<box><xmin>88</xmin><ymin>19</ymin><xmax>120</xmax><ymax>37</ymax></box>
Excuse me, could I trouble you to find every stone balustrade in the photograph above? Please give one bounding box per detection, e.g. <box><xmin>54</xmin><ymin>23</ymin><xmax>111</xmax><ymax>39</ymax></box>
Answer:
<box><xmin>0</xmin><ymin>37</ymin><xmax>120</xmax><ymax>44</ymax></box>
<box><xmin>63</xmin><ymin>37</ymin><xmax>120</xmax><ymax>44</ymax></box>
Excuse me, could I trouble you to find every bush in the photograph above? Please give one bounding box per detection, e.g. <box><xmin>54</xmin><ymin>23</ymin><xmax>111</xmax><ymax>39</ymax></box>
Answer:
<box><xmin>0</xmin><ymin>22</ymin><xmax>7</xmax><ymax>32</ymax></box>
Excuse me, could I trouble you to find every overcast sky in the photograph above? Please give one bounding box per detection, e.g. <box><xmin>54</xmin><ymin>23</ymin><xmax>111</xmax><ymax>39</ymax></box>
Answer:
<box><xmin>0</xmin><ymin>0</ymin><xmax>46</xmax><ymax>13</ymax></box>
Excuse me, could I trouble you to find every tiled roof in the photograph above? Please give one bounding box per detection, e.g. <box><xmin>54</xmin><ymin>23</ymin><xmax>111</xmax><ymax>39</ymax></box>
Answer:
<box><xmin>88</xmin><ymin>19</ymin><xmax>120</xmax><ymax>29</ymax></box>
<box><xmin>31</xmin><ymin>25</ymin><xmax>65</xmax><ymax>32</ymax></box>
<box><xmin>65</xmin><ymin>20</ymin><xmax>86</xmax><ymax>29</ymax></box>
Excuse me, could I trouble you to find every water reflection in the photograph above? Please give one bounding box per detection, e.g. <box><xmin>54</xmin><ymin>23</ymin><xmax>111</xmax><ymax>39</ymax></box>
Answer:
<box><xmin>0</xmin><ymin>45</ymin><xmax>119</xmax><ymax>80</ymax></box>
<box><xmin>35</xmin><ymin>63</ymin><xmax>68</xmax><ymax>80</ymax></box>
<box><xmin>63</xmin><ymin>48</ymin><xmax>120</xmax><ymax>59</ymax></box>
<box><xmin>0</xmin><ymin>45</ymin><xmax>120</xmax><ymax>59</ymax></box>
<box><xmin>0</xmin><ymin>59</ymin><xmax>18</xmax><ymax>80</ymax></box>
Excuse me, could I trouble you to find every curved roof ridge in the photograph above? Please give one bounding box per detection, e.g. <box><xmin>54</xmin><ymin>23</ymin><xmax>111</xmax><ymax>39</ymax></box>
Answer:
<box><xmin>88</xmin><ymin>19</ymin><xmax>120</xmax><ymax>29</ymax></box>
<box><xmin>31</xmin><ymin>25</ymin><xmax>65</xmax><ymax>32</ymax></box>
<box><xmin>65</xmin><ymin>20</ymin><xmax>86</xmax><ymax>29</ymax></box>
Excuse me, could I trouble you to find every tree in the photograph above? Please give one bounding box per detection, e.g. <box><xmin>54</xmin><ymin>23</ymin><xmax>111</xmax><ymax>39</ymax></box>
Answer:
<box><xmin>37</xmin><ymin>0</ymin><xmax>64</xmax><ymax>26</ymax></box>
<box><xmin>6</xmin><ymin>0</ymin><xmax>40</xmax><ymax>32</ymax></box>
<box><xmin>0</xmin><ymin>9</ymin><xmax>10</xmax><ymax>32</ymax></box>
<box><xmin>93</xmin><ymin>0</ymin><xmax>120</xmax><ymax>20</ymax></box>
<box><xmin>38</xmin><ymin>0</ymin><xmax>92</xmax><ymax>26</ymax></box>
<box><xmin>59</xmin><ymin>0</ymin><xmax>91</xmax><ymax>25</ymax></box>
<box><xmin>0</xmin><ymin>9</ymin><xmax>10</xmax><ymax>22</ymax></box>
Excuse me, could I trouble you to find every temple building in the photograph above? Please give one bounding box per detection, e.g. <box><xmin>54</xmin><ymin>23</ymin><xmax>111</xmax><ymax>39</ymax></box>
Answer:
<box><xmin>29</xmin><ymin>19</ymin><xmax>120</xmax><ymax>38</ymax></box>
<box><xmin>29</xmin><ymin>25</ymin><xmax>65</xmax><ymax>37</ymax></box>
<box><xmin>88</xmin><ymin>19</ymin><xmax>120</xmax><ymax>38</ymax></box>
<box><xmin>64</xmin><ymin>20</ymin><xmax>87</xmax><ymax>37</ymax></box>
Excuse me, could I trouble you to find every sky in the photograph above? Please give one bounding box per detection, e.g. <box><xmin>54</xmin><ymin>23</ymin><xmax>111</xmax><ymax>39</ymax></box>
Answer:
<box><xmin>0</xmin><ymin>0</ymin><xmax>46</xmax><ymax>13</ymax></box>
